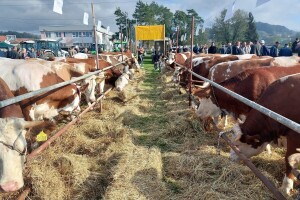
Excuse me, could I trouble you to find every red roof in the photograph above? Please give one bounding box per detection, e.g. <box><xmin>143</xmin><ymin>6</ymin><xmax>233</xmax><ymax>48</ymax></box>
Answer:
<box><xmin>0</xmin><ymin>36</ymin><xmax>6</xmax><ymax>42</ymax></box>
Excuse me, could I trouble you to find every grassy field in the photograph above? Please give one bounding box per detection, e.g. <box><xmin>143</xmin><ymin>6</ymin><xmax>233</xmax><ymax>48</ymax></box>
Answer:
<box><xmin>0</xmin><ymin>56</ymin><xmax>295</xmax><ymax>200</ymax></box>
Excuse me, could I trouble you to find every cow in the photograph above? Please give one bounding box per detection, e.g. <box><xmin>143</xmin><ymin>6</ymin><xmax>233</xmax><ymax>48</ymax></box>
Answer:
<box><xmin>193</xmin><ymin>65</ymin><xmax>300</xmax><ymax>128</ymax></box>
<box><xmin>0</xmin><ymin>77</ymin><xmax>54</xmax><ymax>192</ymax></box>
<box><xmin>0</xmin><ymin>58</ymin><xmax>82</xmax><ymax>121</ymax></box>
<box><xmin>230</xmin><ymin>73</ymin><xmax>300</xmax><ymax>195</ymax></box>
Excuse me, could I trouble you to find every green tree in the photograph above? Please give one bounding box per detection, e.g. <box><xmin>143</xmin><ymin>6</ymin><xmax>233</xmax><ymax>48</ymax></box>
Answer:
<box><xmin>211</xmin><ymin>9</ymin><xmax>248</xmax><ymax>44</ymax></box>
<box><xmin>114</xmin><ymin>7</ymin><xmax>128</xmax><ymax>40</ymax></box>
<box><xmin>245</xmin><ymin>12</ymin><xmax>259</xmax><ymax>42</ymax></box>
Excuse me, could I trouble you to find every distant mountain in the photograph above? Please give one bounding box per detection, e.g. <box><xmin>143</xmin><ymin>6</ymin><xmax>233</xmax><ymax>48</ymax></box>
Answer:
<box><xmin>255</xmin><ymin>22</ymin><xmax>299</xmax><ymax>45</ymax></box>
<box><xmin>0</xmin><ymin>31</ymin><xmax>39</xmax><ymax>39</ymax></box>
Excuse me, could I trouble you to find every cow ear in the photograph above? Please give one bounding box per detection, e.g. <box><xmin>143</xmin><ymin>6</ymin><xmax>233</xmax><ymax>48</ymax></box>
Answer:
<box><xmin>79</xmin><ymin>83</ymin><xmax>89</xmax><ymax>92</ymax></box>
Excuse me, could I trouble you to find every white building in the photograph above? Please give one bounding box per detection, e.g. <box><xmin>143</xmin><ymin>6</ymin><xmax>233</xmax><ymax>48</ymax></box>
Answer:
<box><xmin>39</xmin><ymin>25</ymin><xmax>114</xmax><ymax>49</ymax></box>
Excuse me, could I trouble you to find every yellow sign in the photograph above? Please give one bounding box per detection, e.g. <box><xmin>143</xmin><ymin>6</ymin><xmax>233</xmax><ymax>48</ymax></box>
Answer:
<box><xmin>36</xmin><ymin>130</ymin><xmax>48</xmax><ymax>142</ymax></box>
<box><xmin>135</xmin><ymin>25</ymin><xmax>165</xmax><ymax>41</ymax></box>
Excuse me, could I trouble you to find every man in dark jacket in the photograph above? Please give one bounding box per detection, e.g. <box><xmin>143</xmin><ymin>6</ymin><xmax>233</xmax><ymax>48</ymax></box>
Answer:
<box><xmin>208</xmin><ymin>42</ymin><xmax>217</xmax><ymax>54</ymax></box>
<box><xmin>10</xmin><ymin>46</ymin><xmax>19</xmax><ymax>59</ymax></box>
<box><xmin>232</xmin><ymin>41</ymin><xmax>244</xmax><ymax>55</ymax></box>
<box><xmin>260</xmin><ymin>40</ymin><xmax>270</xmax><ymax>56</ymax></box>
<box><xmin>270</xmin><ymin>41</ymin><xmax>280</xmax><ymax>57</ymax></box>
<box><xmin>153</xmin><ymin>51</ymin><xmax>161</xmax><ymax>71</ymax></box>
<box><xmin>279</xmin><ymin>44</ymin><xmax>293</xmax><ymax>56</ymax></box>
<box><xmin>292</xmin><ymin>38</ymin><xmax>299</xmax><ymax>53</ymax></box>
<box><xmin>250</xmin><ymin>40</ymin><xmax>261</xmax><ymax>56</ymax></box>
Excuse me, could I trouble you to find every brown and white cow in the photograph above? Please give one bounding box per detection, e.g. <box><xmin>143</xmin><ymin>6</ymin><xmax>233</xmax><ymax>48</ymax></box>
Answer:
<box><xmin>0</xmin><ymin>58</ymin><xmax>81</xmax><ymax>121</ymax></box>
<box><xmin>193</xmin><ymin>65</ymin><xmax>300</xmax><ymax>127</ymax></box>
<box><xmin>230</xmin><ymin>73</ymin><xmax>300</xmax><ymax>195</ymax></box>
<box><xmin>0</xmin><ymin>77</ymin><xmax>52</xmax><ymax>192</ymax></box>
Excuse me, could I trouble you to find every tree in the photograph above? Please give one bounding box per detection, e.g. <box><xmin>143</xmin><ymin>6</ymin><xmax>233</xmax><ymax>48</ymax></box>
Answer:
<box><xmin>211</xmin><ymin>9</ymin><xmax>248</xmax><ymax>44</ymax></box>
<box><xmin>245</xmin><ymin>12</ymin><xmax>259</xmax><ymax>42</ymax></box>
<box><xmin>114</xmin><ymin>7</ymin><xmax>128</xmax><ymax>40</ymax></box>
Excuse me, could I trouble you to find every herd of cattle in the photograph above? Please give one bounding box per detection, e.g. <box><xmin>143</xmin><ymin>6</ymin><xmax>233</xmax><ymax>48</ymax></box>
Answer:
<box><xmin>0</xmin><ymin>51</ymin><xmax>140</xmax><ymax>192</ymax></box>
<box><xmin>1</xmin><ymin>49</ymin><xmax>300</xmax><ymax>196</ymax></box>
<box><xmin>165</xmin><ymin>52</ymin><xmax>300</xmax><ymax>195</ymax></box>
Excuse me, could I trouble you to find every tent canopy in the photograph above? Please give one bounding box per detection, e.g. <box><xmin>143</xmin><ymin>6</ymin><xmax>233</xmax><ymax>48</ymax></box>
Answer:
<box><xmin>0</xmin><ymin>42</ymin><xmax>14</xmax><ymax>48</ymax></box>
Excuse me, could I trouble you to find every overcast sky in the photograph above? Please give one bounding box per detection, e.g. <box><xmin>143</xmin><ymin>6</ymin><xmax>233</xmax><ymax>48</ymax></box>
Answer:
<box><xmin>0</xmin><ymin>0</ymin><xmax>299</xmax><ymax>34</ymax></box>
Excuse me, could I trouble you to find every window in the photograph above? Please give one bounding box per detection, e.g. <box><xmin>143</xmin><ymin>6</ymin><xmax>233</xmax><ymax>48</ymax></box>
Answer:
<box><xmin>82</xmin><ymin>32</ymin><xmax>86</xmax><ymax>37</ymax></box>
<box><xmin>46</xmin><ymin>32</ymin><xmax>51</xmax><ymax>38</ymax></box>
<box><xmin>72</xmin><ymin>32</ymin><xmax>79</xmax><ymax>37</ymax></box>
<box><xmin>55</xmin><ymin>32</ymin><xmax>61</xmax><ymax>37</ymax></box>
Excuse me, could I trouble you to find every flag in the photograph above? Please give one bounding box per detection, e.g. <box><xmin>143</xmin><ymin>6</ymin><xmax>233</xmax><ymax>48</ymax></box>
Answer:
<box><xmin>106</xmin><ymin>26</ymin><xmax>110</xmax><ymax>34</ymax></box>
<box><xmin>53</xmin><ymin>0</ymin><xmax>63</xmax><ymax>14</ymax></box>
<box><xmin>256</xmin><ymin>0</ymin><xmax>271</xmax><ymax>7</ymax></box>
<box><xmin>83</xmin><ymin>12</ymin><xmax>89</xmax><ymax>25</ymax></box>
<box><xmin>96</xmin><ymin>32</ymin><xmax>103</xmax><ymax>44</ymax></box>
<box><xmin>195</xmin><ymin>25</ymin><xmax>200</xmax><ymax>36</ymax></box>
<box><xmin>97</xmin><ymin>20</ymin><xmax>102</xmax><ymax>30</ymax></box>
<box><xmin>224</xmin><ymin>0</ymin><xmax>236</xmax><ymax>21</ymax></box>
<box><xmin>202</xmin><ymin>26</ymin><xmax>205</xmax><ymax>33</ymax></box>
<box><xmin>180</xmin><ymin>34</ymin><xmax>184</xmax><ymax>41</ymax></box>
<box><xmin>184</xmin><ymin>33</ymin><xmax>187</xmax><ymax>41</ymax></box>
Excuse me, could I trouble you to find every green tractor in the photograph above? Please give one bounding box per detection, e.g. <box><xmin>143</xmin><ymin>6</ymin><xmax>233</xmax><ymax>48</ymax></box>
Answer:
<box><xmin>113</xmin><ymin>41</ymin><xmax>128</xmax><ymax>52</ymax></box>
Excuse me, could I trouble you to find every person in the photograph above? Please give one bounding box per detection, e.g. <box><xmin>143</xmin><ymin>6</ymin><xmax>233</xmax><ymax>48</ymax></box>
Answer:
<box><xmin>232</xmin><ymin>41</ymin><xmax>244</xmax><ymax>55</ymax></box>
<box><xmin>225</xmin><ymin>42</ymin><xmax>232</xmax><ymax>54</ymax></box>
<box><xmin>270</xmin><ymin>41</ymin><xmax>280</xmax><ymax>57</ymax></box>
<box><xmin>138</xmin><ymin>46</ymin><xmax>144</xmax><ymax>68</ymax></box>
<box><xmin>202</xmin><ymin>44</ymin><xmax>208</xmax><ymax>54</ymax></box>
<box><xmin>193</xmin><ymin>44</ymin><xmax>200</xmax><ymax>54</ymax></box>
<box><xmin>6</xmin><ymin>47</ymin><xmax>12</xmax><ymax>58</ymax></box>
<box><xmin>279</xmin><ymin>44</ymin><xmax>293</xmax><ymax>57</ymax></box>
<box><xmin>82</xmin><ymin>47</ymin><xmax>89</xmax><ymax>54</ymax></box>
<box><xmin>219</xmin><ymin>43</ymin><xmax>226</xmax><ymax>54</ymax></box>
<box><xmin>20</xmin><ymin>48</ymin><xmax>29</xmax><ymax>59</ymax></box>
<box><xmin>28</xmin><ymin>47</ymin><xmax>37</xmax><ymax>58</ymax></box>
<box><xmin>250</xmin><ymin>40</ymin><xmax>261</xmax><ymax>56</ymax></box>
<box><xmin>153</xmin><ymin>51</ymin><xmax>161</xmax><ymax>71</ymax></box>
<box><xmin>183</xmin><ymin>45</ymin><xmax>189</xmax><ymax>52</ymax></box>
<box><xmin>68</xmin><ymin>46</ymin><xmax>77</xmax><ymax>57</ymax></box>
<box><xmin>243</xmin><ymin>42</ymin><xmax>251</xmax><ymax>54</ymax></box>
<box><xmin>150</xmin><ymin>46</ymin><xmax>155</xmax><ymax>63</ymax></box>
<box><xmin>260</xmin><ymin>40</ymin><xmax>270</xmax><ymax>56</ymax></box>
<box><xmin>10</xmin><ymin>46</ymin><xmax>19</xmax><ymax>59</ymax></box>
<box><xmin>208</xmin><ymin>42</ymin><xmax>217</xmax><ymax>54</ymax></box>
<box><xmin>292</xmin><ymin>38</ymin><xmax>299</xmax><ymax>53</ymax></box>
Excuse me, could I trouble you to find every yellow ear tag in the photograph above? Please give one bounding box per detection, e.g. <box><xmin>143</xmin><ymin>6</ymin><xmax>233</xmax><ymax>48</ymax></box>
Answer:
<box><xmin>36</xmin><ymin>130</ymin><xmax>48</xmax><ymax>142</ymax></box>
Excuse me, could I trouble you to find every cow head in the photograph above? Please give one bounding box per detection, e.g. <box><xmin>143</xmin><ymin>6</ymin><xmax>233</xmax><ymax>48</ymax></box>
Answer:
<box><xmin>115</xmin><ymin>73</ymin><xmax>129</xmax><ymax>91</ymax></box>
<box><xmin>0</xmin><ymin>118</ymin><xmax>45</xmax><ymax>192</ymax></box>
<box><xmin>193</xmin><ymin>86</ymin><xmax>222</xmax><ymax>122</ymax></box>
<box><xmin>230</xmin><ymin>124</ymin><xmax>268</xmax><ymax>162</ymax></box>
<box><xmin>81</xmin><ymin>74</ymin><xmax>98</xmax><ymax>104</ymax></box>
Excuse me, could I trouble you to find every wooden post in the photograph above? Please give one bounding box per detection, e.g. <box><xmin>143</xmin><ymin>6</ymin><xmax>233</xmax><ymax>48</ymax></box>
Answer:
<box><xmin>91</xmin><ymin>2</ymin><xmax>99</xmax><ymax>70</ymax></box>
<box><xmin>120</xmin><ymin>25</ymin><xmax>124</xmax><ymax>61</ymax></box>
<box><xmin>176</xmin><ymin>25</ymin><xmax>179</xmax><ymax>54</ymax></box>
<box><xmin>189</xmin><ymin>16</ymin><xmax>194</xmax><ymax>107</ymax></box>
<box><xmin>163</xmin><ymin>24</ymin><xmax>166</xmax><ymax>56</ymax></box>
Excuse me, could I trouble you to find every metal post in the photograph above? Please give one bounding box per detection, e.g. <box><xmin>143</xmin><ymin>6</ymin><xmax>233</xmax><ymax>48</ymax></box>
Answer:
<box><xmin>189</xmin><ymin>16</ymin><xmax>194</xmax><ymax>107</ymax></box>
<box><xmin>91</xmin><ymin>2</ymin><xmax>99</xmax><ymax>70</ymax></box>
<box><xmin>128</xmin><ymin>20</ymin><xmax>131</xmax><ymax>52</ymax></box>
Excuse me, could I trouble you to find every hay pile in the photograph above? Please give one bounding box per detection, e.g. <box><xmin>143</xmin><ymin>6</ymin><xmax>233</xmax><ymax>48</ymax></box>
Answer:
<box><xmin>0</xmin><ymin>61</ymin><xmax>297</xmax><ymax>199</ymax></box>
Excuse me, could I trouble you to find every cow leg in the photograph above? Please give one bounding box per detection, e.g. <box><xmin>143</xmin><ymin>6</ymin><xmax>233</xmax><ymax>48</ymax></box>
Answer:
<box><xmin>281</xmin><ymin>131</ymin><xmax>299</xmax><ymax>195</ymax></box>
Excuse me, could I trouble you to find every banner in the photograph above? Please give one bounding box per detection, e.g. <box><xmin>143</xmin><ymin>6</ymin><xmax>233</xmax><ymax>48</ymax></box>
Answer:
<box><xmin>135</xmin><ymin>25</ymin><xmax>165</xmax><ymax>40</ymax></box>
<box><xmin>53</xmin><ymin>0</ymin><xmax>63</xmax><ymax>14</ymax></box>
<box><xmin>106</xmin><ymin>26</ymin><xmax>110</xmax><ymax>34</ymax></box>
<box><xmin>83</xmin><ymin>12</ymin><xmax>89</xmax><ymax>25</ymax></box>
<box><xmin>96</xmin><ymin>32</ymin><xmax>103</xmax><ymax>44</ymax></box>
<box><xmin>97</xmin><ymin>20</ymin><xmax>102</xmax><ymax>30</ymax></box>
<box><xmin>256</xmin><ymin>0</ymin><xmax>271</xmax><ymax>7</ymax></box>
<box><xmin>224</xmin><ymin>0</ymin><xmax>236</xmax><ymax>21</ymax></box>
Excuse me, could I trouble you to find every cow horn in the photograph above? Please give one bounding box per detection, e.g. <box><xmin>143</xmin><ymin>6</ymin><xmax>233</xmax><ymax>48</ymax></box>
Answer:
<box><xmin>22</xmin><ymin>121</ymin><xmax>45</xmax><ymax>129</ymax></box>
<box><xmin>198</xmin><ymin>82</ymin><xmax>210</xmax><ymax>89</ymax></box>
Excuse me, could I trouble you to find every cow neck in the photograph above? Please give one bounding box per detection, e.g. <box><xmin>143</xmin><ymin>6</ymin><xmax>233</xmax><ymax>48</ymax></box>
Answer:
<box><xmin>210</xmin><ymin>85</ymin><xmax>220</xmax><ymax>109</ymax></box>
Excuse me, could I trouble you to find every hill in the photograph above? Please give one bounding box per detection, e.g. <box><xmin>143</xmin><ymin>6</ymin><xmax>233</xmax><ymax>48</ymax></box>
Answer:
<box><xmin>256</xmin><ymin>22</ymin><xmax>300</xmax><ymax>45</ymax></box>
<box><xmin>0</xmin><ymin>31</ymin><xmax>39</xmax><ymax>39</ymax></box>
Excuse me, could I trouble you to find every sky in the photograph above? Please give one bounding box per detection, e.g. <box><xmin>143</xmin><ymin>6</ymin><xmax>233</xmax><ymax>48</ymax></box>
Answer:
<box><xmin>0</xmin><ymin>0</ymin><xmax>299</xmax><ymax>34</ymax></box>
